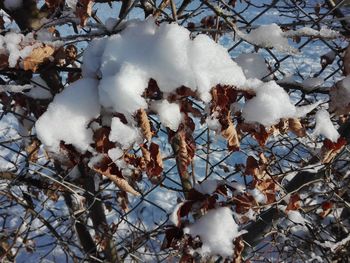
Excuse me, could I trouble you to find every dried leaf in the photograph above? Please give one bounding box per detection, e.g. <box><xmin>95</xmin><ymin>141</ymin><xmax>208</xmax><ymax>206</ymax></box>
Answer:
<box><xmin>221</xmin><ymin>113</ymin><xmax>240</xmax><ymax>151</ymax></box>
<box><xmin>320</xmin><ymin>201</ymin><xmax>333</xmax><ymax>218</ymax></box>
<box><xmin>0</xmin><ymin>54</ymin><xmax>8</xmax><ymax>70</ymax></box>
<box><xmin>321</xmin><ymin>137</ymin><xmax>347</xmax><ymax>164</ymax></box>
<box><xmin>255</xmin><ymin>179</ymin><xmax>277</xmax><ymax>204</ymax></box>
<box><xmin>161</xmin><ymin>226</ymin><xmax>183</xmax><ymax>249</ymax></box>
<box><xmin>232</xmin><ymin>194</ymin><xmax>257</xmax><ymax>214</ymax></box>
<box><xmin>233</xmin><ymin>238</ymin><xmax>244</xmax><ymax>263</ymax></box>
<box><xmin>286</xmin><ymin>193</ymin><xmax>300</xmax><ymax>211</ymax></box>
<box><xmin>211</xmin><ymin>85</ymin><xmax>237</xmax><ymax>115</ymax></box>
<box><xmin>179</xmin><ymin>254</ymin><xmax>194</xmax><ymax>263</ymax></box>
<box><xmin>144</xmin><ymin>78</ymin><xmax>162</xmax><ymax>99</ymax></box>
<box><xmin>145</xmin><ymin>143</ymin><xmax>163</xmax><ymax>183</ymax></box>
<box><xmin>136</xmin><ymin>109</ymin><xmax>152</xmax><ymax>141</ymax></box>
<box><xmin>26</xmin><ymin>138</ymin><xmax>40</xmax><ymax>163</ymax></box>
<box><xmin>93</xmin><ymin>156</ymin><xmax>140</xmax><ymax>196</ymax></box>
<box><xmin>288</xmin><ymin>118</ymin><xmax>306</xmax><ymax>137</ymax></box>
<box><xmin>178</xmin><ymin>132</ymin><xmax>190</xmax><ymax>175</ymax></box>
<box><xmin>76</xmin><ymin>0</ymin><xmax>93</xmax><ymax>26</ymax></box>
<box><xmin>245</xmin><ymin>156</ymin><xmax>259</xmax><ymax>177</ymax></box>
<box><xmin>23</xmin><ymin>45</ymin><xmax>55</xmax><ymax>72</ymax></box>
<box><xmin>65</xmin><ymin>44</ymin><xmax>78</xmax><ymax>62</ymax></box>
<box><xmin>93</xmin><ymin>127</ymin><xmax>115</xmax><ymax>154</ymax></box>
<box><xmin>117</xmin><ymin>191</ymin><xmax>129</xmax><ymax>211</ymax></box>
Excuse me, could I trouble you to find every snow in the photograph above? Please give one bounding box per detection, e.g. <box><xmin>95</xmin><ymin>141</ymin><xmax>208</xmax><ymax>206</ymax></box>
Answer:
<box><xmin>235</xmin><ymin>53</ymin><xmax>270</xmax><ymax>79</ymax></box>
<box><xmin>0</xmin><ymin>84</ymin><xmax>32</xmax><ymax>93</ymax></box>
<box><xmin>108</xmin><ymin>147</ymin><xmax>124</xmax><ymax>161</ymax></box>
<box><xmin>284</xmin><ymin>27</ymin><xmax>340</xmax><ymax>39</ymax></box>
<box><xmin>83</xmin><ymin>18</ymin><xmax>246</xmax><ymax>112</ymax></box>
<box><xmin>35</xmin><ymin>78</ymin><xmax>100</xmax><ymax>152</ymax></box>
<box><xmin>287</xmin><ymin>210</ymin><xmax>308</xmax><ymax>225</ymax></box>
<box><xmin>152</xmin><ymin>100</ymin><xmax>182</xmax><ymax>131</ymax></box>
<box><xmin>4</xmin><ymin>0</ymin><xmax>22</xmax><ymax>10</ymax></box>
<box><xmin>242</xmin><ymin>23</ymin><xmax>297</xmax><ymax>53</ymax></box>
<box><xmin>249</xmin><ymin>188</ymin><xmax>267</xmax><ymax>204</ymax></box>
<box><xmin>194</xmin><ymin>179</ymin><xmax>220</xmax><ymax>195</ymax></box>
<box><xmin>109</xmin><ymin>117</ymin><xmax>141</xmax><ymax>149</ymax></box>
<box><xmin>312</xmin><ymin>109</ymin><xmax>339</xmax><ymax>142</ymax></box>
<box><xmin>183</xmin><ymin>207</ymin><xmax>243</xmax><ymax>257</ymax></box>
<box><xmin>315</xmin><ymin>234</ymin><xmax>350</xmax><ymax>252</ymax></box>
<box><xmin>99</xmin><ymin>63</ymin><xmax>149</xmax><ymax>115</ymax></box>
<box><xmin>242</xmin><ymin>81</ymin><xmax>318</xmax><ymax>126</ymax></box>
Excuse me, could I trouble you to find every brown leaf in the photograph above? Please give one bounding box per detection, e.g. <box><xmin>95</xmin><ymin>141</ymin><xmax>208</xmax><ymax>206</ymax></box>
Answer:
<box><xmin>254</xmin><ymin>125</ymin><xmax>269</xmax><ymax>146</ymax></box>
<box><xmin>76</xmin><ymin>0</ymin><xmax>93</xmax><ymax>26</ymax></box>
<box><xmin>144</xmin><ymin>78</ymin><xmax>162</xmax><ymax>99</ymax></box>
<box><xmin>145</xmin><ymin>143</ymin><xmax>163</xmax><ymax>183</ymax></box>
<box><xmin>93</xmin><ymin>127</ymin><xmax>115</xmax><ymax>154</ymax></box>
<box><xmin>23</xmin><ymin>45</ymin><xmax>55</xmax><ymax>72</ymax></box>
<box><xmin>288</xmin><ymin>118</ymin><xmax>306</xmax><ymax>137</ymax></box>
<box><xmin>179</xmin><ymin>254</ymin><xmax>194</xmax><ymax>263</ymax></box>
<box><xmin>177</xmin><ymin>131</ymin><xmax>190</xmax><ymax>175</ymax></box>
<box><xmin>136</xmin><ymin>109</ymin><xmax>152</xmax><ymax>141</ymax></box>
<box><xmin>117</xmin><ymin>191</ymin><xmax>129</xmax><ymax>211</ymax></box>
<box><xmin>161</xmin><ymin>226</ymin><xmax>183</xmax><ymax>249</ymax></box>
<box><xmin>321</xmin><ymin>137</ymin><xmax>347</xmax><ymax>163</ymax></box>
<box><xmin>245</xmin><ymin>156</ymin><xmax>259</xmax><ymax>177</ymax></box>
<box><xmin>0</xmin><ymin>54</ymin><xmax>8</xmax><ymax>70</ymax></box>
<box><xmin>26</xmin><ymin>138</ymin><xmax>40</xmax><ymax>163</ymax></box>
<box><xmin>233</xmin><ymin>238</ymin><xmax>244</xmax><ymax>263</ymax></box>
<box><xmin>286</xmin><ymin>193</ymin><xmax>301</xmax><ymax>211</ymax></box>
<box><xmin>255</xmin><ymin>179</ymin><xmax>277</xmax><ymax>204</ymax></box>
<box><xmin>320</xmin><ymin>201</ymin><xmax>333</xmax><ymax>218</ymax></box>
<box><xmin>232</xmin><ymin>194</ymin><xmax>257</xmax><ymax>214</ymax></box>
<box><xmin>93</xmin><ymin>156</ymin><xmax>140</xmax><ymax>196</ymax></box>
<box><xmin>221</xmin><ymin>113</ymin><xmax>240</xmax><ymax>151</ymax></box>
<box><xmin>211</xmin><ymin>85</ymin><xmax>237</xmax><ymax>115</ymax></box>
<box><xmin>65</xmin><ymin>44</ymin><xmax>78</xmax><ymax>62</ymax></box>
<box><xmin>237</xmin><ymin>122</ymin><xmax>269</xmax><ymax>146</ymax></box>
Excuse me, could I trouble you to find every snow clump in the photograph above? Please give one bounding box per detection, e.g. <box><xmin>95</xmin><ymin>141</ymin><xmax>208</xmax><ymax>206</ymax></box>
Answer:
<box><xmin>242</xmin><ymin>80</ymin><xmax>319</xmax><ymax>126</ymax></box>
<box><xmin>36</xmin><ymin>18</ymin><xmax>319</xmax><ymax>153</ymax></box>
<box><xmin>312</xmin><ymin>109</ymin><xmax>339</xmax><ymax>142</ymax></box>
<box><xmin>35</xmin><ymin>78</ymin><xmax>100</xmax><ymax>152</ymax></box>
<box><xmin>184</xmin><ymin>207</ymin><xmax>244</xmax><ymax>257</ymax></box>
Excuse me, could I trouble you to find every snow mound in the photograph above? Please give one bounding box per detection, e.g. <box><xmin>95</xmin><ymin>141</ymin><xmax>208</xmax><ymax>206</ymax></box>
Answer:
<box><xmin>242</xmin><ymin>81</ymin><xmax>318</xmax><ymax>126</ymax></box>
<box><xmin>243</xmin><ymin>24</ymin><xmax>297</xmax><ymax>53</ymax></box>
<box><xmin>36</xmin><ymin>19</ymin><xmax>246</xmax><ymax>153</ymax></box>
<box><xmin>84</xmin><ymin>18</ymin><xmax>246</xmax><ymax>111</ymax></box>
<box><xmin>184</xmin><ymin>207</ymin><xmax>243</xmax><ymax>257</ymax></box>
<box><xmin>35</xmin><ymin>78</ymin><xmax>100</xmax><ymax>152</ymax></box>
<box><xmin>313</xmin><ymin>109</ymin><xmax>339</xmax><ymax>142</ymax></box>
